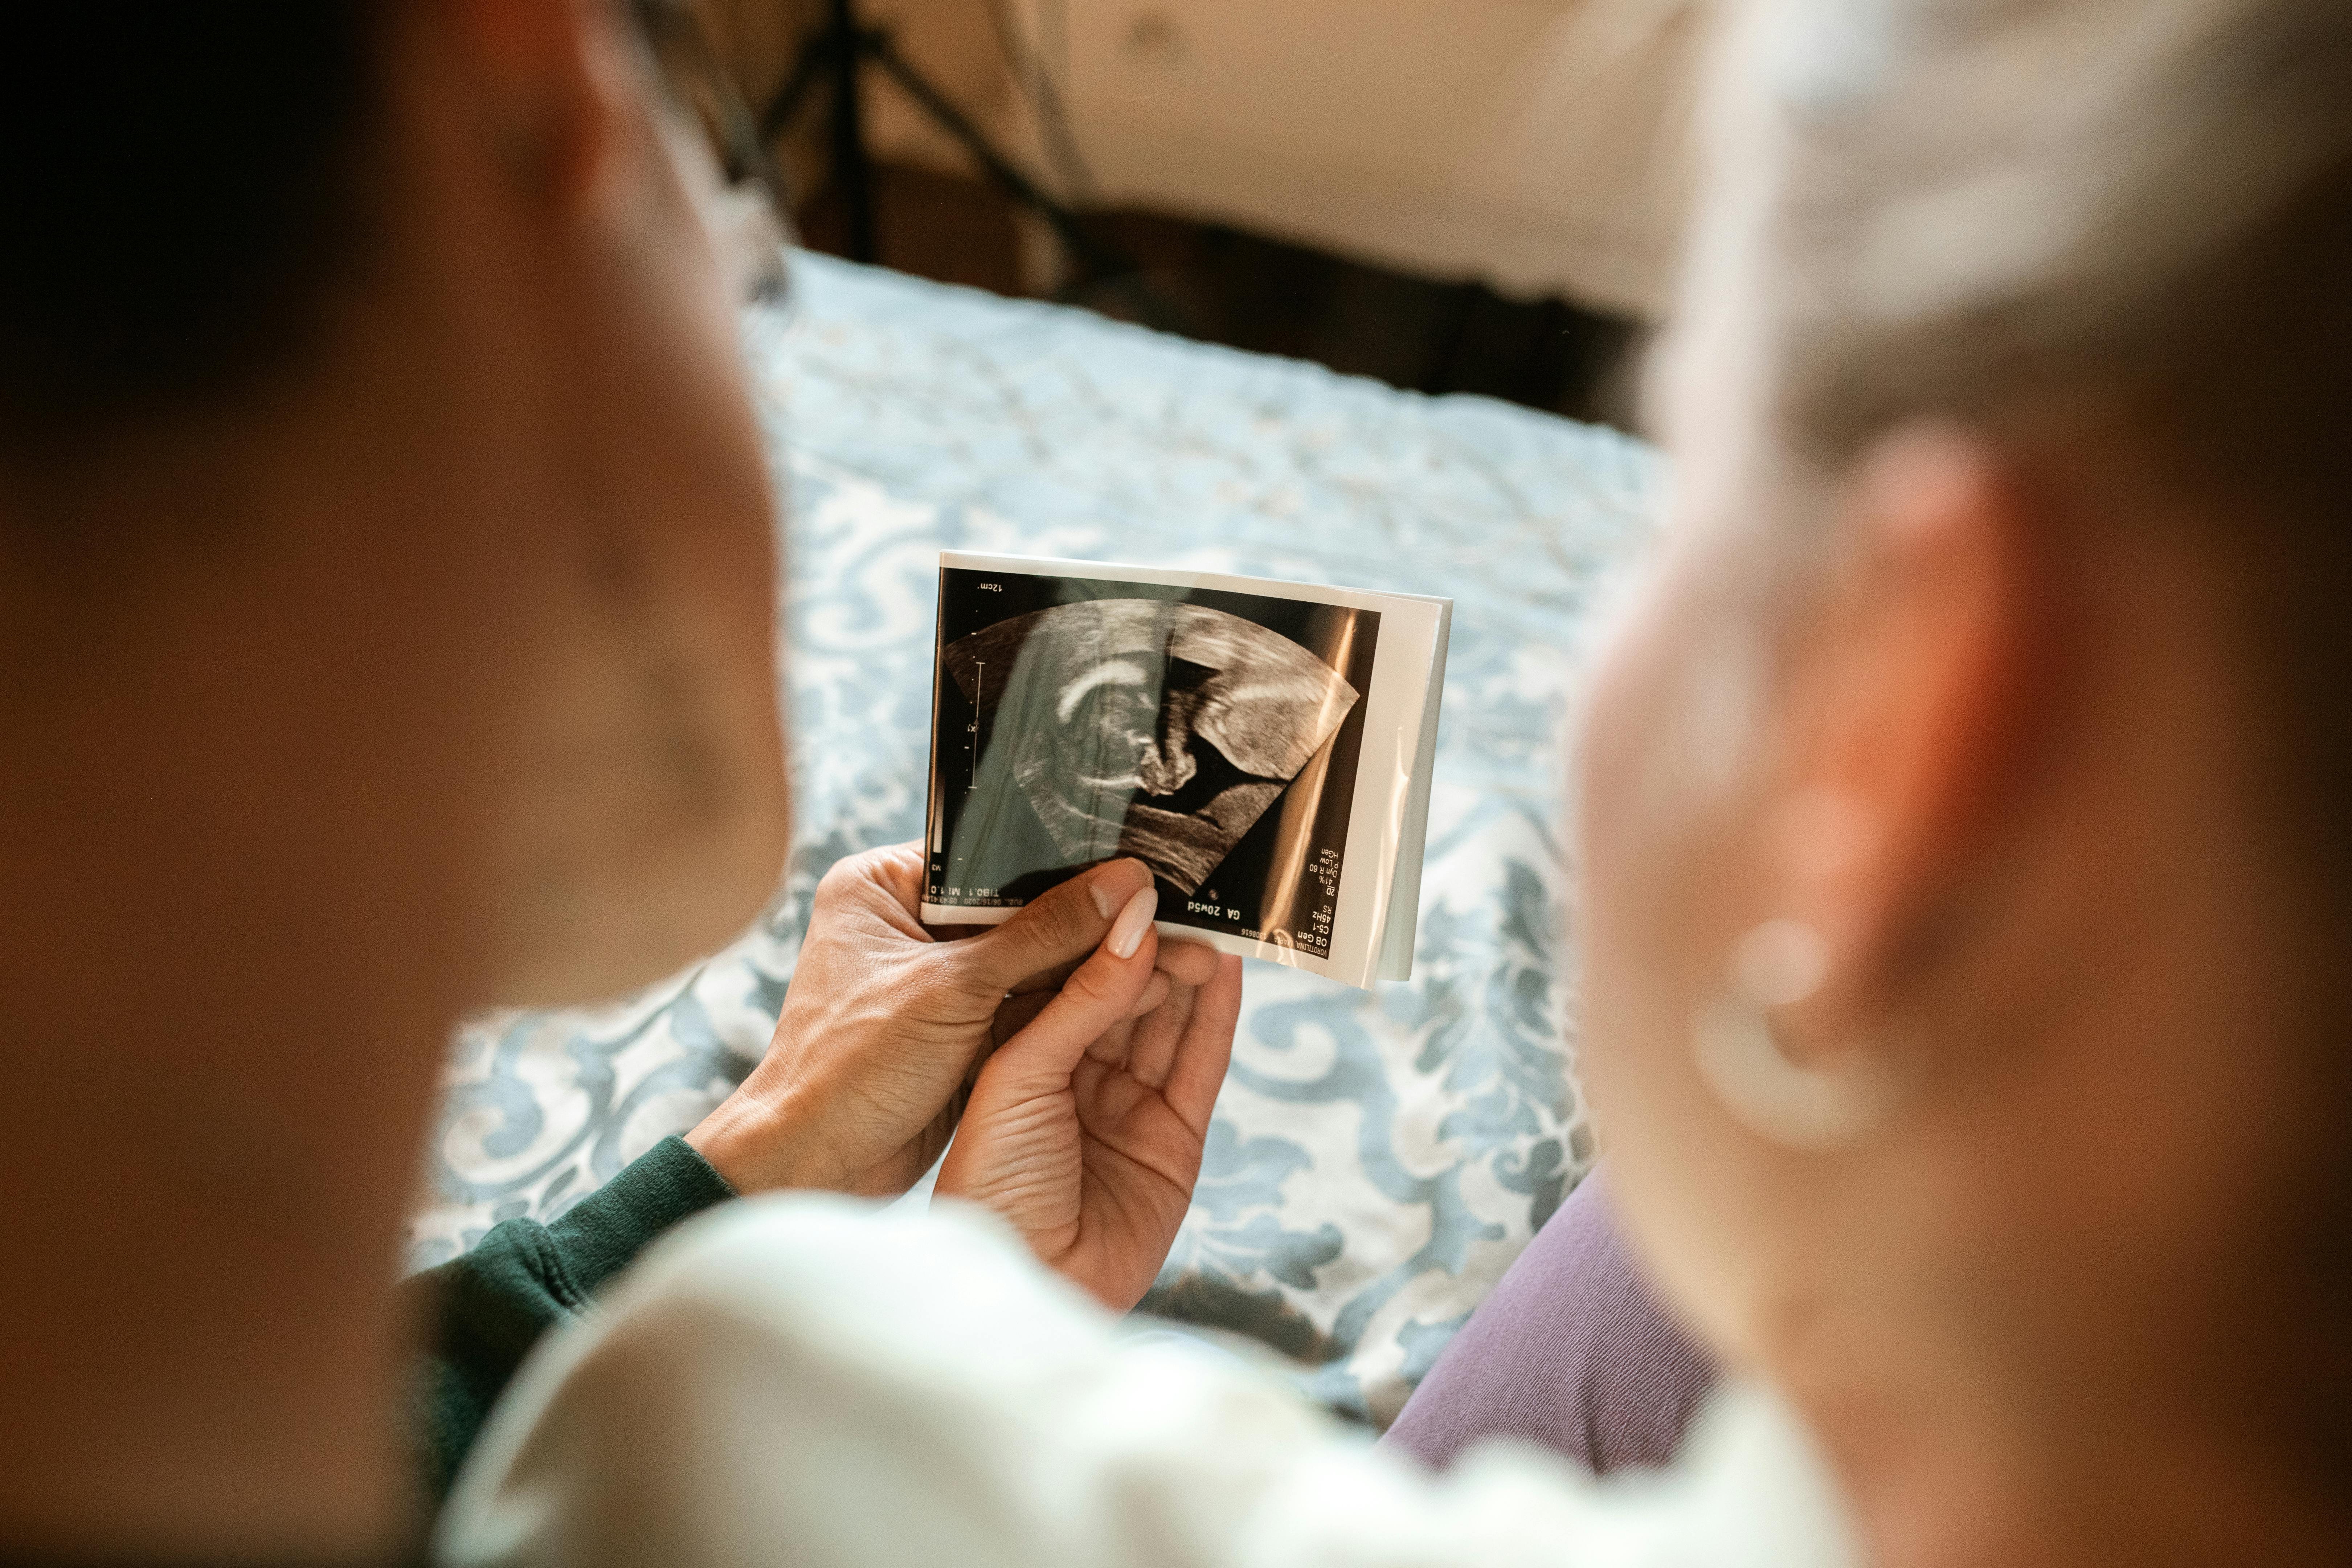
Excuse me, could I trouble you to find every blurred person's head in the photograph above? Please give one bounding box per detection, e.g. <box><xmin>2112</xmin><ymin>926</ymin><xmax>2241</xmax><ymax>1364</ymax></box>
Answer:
<box><xmin>1579</xmin><ymin>0</ymin><xmax>2352</xmax><ymax>1559</ymax></box>
<box><xmin>0</xmin><ymin>0</ymin><xmax>785</xmax><ymax>1552</ymax></box>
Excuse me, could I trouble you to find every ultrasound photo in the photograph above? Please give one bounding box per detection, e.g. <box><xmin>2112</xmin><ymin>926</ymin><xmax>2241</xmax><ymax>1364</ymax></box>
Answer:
<box><xmin>927</xmin><ymin>564</ymin><xmax>1382</xmax><ymax>954</ymax></box>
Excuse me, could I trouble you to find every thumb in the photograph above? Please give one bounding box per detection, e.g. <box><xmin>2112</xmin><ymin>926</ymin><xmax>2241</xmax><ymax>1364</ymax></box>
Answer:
<box><xmin>952</xmin><ymin>858</ymin><xmax>1155</xmax><ymax>995</ymax></box>
<box><xmin>981</xmin><ymin>886</ymin><xmax>1162</xmax><ymax>1089</ymax></box>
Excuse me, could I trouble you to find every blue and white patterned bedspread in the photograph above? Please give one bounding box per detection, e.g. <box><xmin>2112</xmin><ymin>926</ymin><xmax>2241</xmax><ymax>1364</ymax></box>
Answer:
<box><xmin>409</xmin><ymin>253</ymin><xmax>1660</xmax><ymax>1426</ymax></box>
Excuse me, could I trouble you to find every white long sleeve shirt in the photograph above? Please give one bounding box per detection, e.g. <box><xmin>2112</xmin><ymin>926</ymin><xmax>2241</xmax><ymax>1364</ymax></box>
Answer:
<box><xmin>438</xmin><ymin>1195</ymin><xmax>1861</xmax><ymax>1568</ymax></box>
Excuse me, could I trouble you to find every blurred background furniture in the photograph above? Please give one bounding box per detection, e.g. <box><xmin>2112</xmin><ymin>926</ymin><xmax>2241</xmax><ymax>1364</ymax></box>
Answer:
<box><xmin>754</xmin><ymin>0</ymin><xmax>1118</xmax><ymax>276</ymax></box>
<box><xmin>410</xmin><ymin>253</ymin><xmax>1658</xmax><ymax>1428</ymax></box>
<box><xmin>692</xmin><ymin>0</ymin><xmax>1710</xmax><ymax>425</ymax></box>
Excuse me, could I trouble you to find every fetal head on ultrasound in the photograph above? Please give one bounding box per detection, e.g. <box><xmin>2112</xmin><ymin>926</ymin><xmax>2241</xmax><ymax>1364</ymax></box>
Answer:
<box><xmin>944</xmin><ymin>599</ymin><xmax>1359</xmax><ymax>894</ymax></box>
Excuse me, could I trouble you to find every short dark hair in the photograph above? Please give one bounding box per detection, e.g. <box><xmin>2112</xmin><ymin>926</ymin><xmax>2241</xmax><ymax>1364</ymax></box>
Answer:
<box><xmin>0</xmin><ymin>4</ymin><xmax>383</xmax><ymax>440</ymax></box>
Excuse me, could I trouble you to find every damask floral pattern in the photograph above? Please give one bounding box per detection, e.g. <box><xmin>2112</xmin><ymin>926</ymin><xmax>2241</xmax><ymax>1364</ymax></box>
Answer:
<box><xmin>408</xmin><ymin>254</ymin><xmax>1658</xmax><ymax>1426</ymax></box>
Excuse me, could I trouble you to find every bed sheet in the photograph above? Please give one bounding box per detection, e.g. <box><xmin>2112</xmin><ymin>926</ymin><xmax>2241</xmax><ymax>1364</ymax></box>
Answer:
<box><xmin>408</xmin><ymin>252</ymin><xmax>1660</xmax><ymax>1426</ymax></box>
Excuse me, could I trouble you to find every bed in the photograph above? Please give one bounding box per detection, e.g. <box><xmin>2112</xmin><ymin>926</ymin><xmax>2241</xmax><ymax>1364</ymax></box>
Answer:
<box><xmin>407</xmin><ymin>251</ymin><xmax>1659</xmax><ymax>1427</ymax></box>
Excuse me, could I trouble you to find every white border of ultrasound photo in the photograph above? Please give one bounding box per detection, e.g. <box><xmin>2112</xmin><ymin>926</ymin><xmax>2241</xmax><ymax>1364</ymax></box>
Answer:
<box><xmin>920</xmin><ymin>552</ymin><xmax>1451</xmax><ymax>990</ymax></box>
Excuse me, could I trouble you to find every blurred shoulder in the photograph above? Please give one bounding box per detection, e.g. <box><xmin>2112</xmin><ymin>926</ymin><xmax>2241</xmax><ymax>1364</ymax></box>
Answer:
<box><xmin>437</xmin><ymin>1195</ymin><xmax>1856</xmax><ymax>1568</ymax></box>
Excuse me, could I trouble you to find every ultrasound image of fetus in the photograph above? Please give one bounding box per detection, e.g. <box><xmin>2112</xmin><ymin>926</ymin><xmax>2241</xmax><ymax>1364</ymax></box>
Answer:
<box><xmin>944</xmin><ymin>599</ymin><xmax>1359</xmax><ymax>893</ymax></box>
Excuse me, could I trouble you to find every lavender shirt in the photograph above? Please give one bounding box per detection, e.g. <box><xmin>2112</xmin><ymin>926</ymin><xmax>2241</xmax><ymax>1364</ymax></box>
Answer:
<box><xmin>1382</xmin><ymin>1167</ymin><xmax>1717</xmax><ymax>1475</ymax></box>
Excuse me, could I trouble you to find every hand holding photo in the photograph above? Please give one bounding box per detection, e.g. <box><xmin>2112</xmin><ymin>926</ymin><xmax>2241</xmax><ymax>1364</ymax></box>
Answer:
<box><xmin>923</xmin><ymin>553</ymin><xmax>1451</xmax><ymax>988</ymax></box>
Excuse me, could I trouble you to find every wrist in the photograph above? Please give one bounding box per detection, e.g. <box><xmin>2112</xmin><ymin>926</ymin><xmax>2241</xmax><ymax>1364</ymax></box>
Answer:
<box><xmin>686</xmin><ymin>1073</ymin><xmax>837</xmax><ymax>1194</ymax></box>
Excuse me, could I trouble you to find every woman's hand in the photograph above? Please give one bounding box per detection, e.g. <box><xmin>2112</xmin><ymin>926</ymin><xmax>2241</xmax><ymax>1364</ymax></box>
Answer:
<box><xmin>937</xmin><ymin>890</ymin><xmax>1244</xmax><ymax>1311</ymax></box>
<box><xmin>688</xmin><ymin>846</ymin><xmax>1186</xmax><ymax>1198</ymax></box>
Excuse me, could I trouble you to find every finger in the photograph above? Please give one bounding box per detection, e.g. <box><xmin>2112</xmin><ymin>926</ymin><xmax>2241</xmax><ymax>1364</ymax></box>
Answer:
<box><xmin>1005</xmin><ymin>954</ymin><xmax>1080</xmax><ymax>998</ymax></box>
<box><xmin>985</xmin><ymin>886</ymin><xmax>1162</xmax><ymax>1089</ymax></box>
<box><xmin>1121</xmin><ymin>974</ymin><xmax>1200</xmax><ymax>1086</ymax></box>
<box><xmin>865</xmin><ymin>841</ymin><xmax>929</xmax><ymax>910</ymax></box>
<box><xmin>816</xmin><ymin>842</ymin><xmax>932</xmax><ymax>939</ymax></box>
<box><xmin>1154</xmin><ymin>938</ymin><xmax>1221</xmax><ymax>988</ymax></box>
<box><xmin>995</xmin><ymin>964</ymin><xmax>1162</xmax><ymax>1054</ymax></box>
<box><xmin>953</xmin><ymin>859</ymin><xmax>1153</xmax><ymax>997</ymax></box>
<box><xmin>1010</xmin><ymin>934</ymin><xmax>1215</xmax><ymax>1000</ymax></box>
<box><xmin>990</xmin><ymin>988</ymin><xmax>1054</xmax><ymax>1045</ymax></box>
<box><xmin>1162</xmin><ymin>953</ymin><xmax>1243</xmax><ymax>1138</ymax></box>
<box><xmin>1124</xmin><ymin>967</ymin><xmax>1172</xmax><ymax>1020</ymax></box>
<box><xmin>1081</xmin><ymin>1011</ymin><xmax>1140</xmax><ymax>1070</ymax></box>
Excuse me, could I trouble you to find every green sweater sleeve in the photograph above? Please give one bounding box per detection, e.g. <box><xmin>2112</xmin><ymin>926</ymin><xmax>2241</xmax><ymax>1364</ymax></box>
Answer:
<box><xmin>402</xmin><ymin>1134</ymin><xmax>735</xmax><ymax>1501</ymax></box>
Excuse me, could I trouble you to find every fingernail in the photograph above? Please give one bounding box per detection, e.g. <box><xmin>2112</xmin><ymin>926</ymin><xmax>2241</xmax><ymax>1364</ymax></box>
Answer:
<box><xmin>1107</xmin><ymin>886</ymin><xmax>1157</xmax><ymax>959</ymax></box>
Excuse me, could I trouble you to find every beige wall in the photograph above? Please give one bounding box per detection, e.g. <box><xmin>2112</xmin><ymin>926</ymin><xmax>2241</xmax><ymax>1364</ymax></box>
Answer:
<box><xmin>1030</xmin><ymin>0</ymin><xmax>1706</xmax><ymax>317</ymax></box>
<box><xmin>698</xmin><ymin>0</ymin><xmax>1705</xmax><ymax>319</ymax></box>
